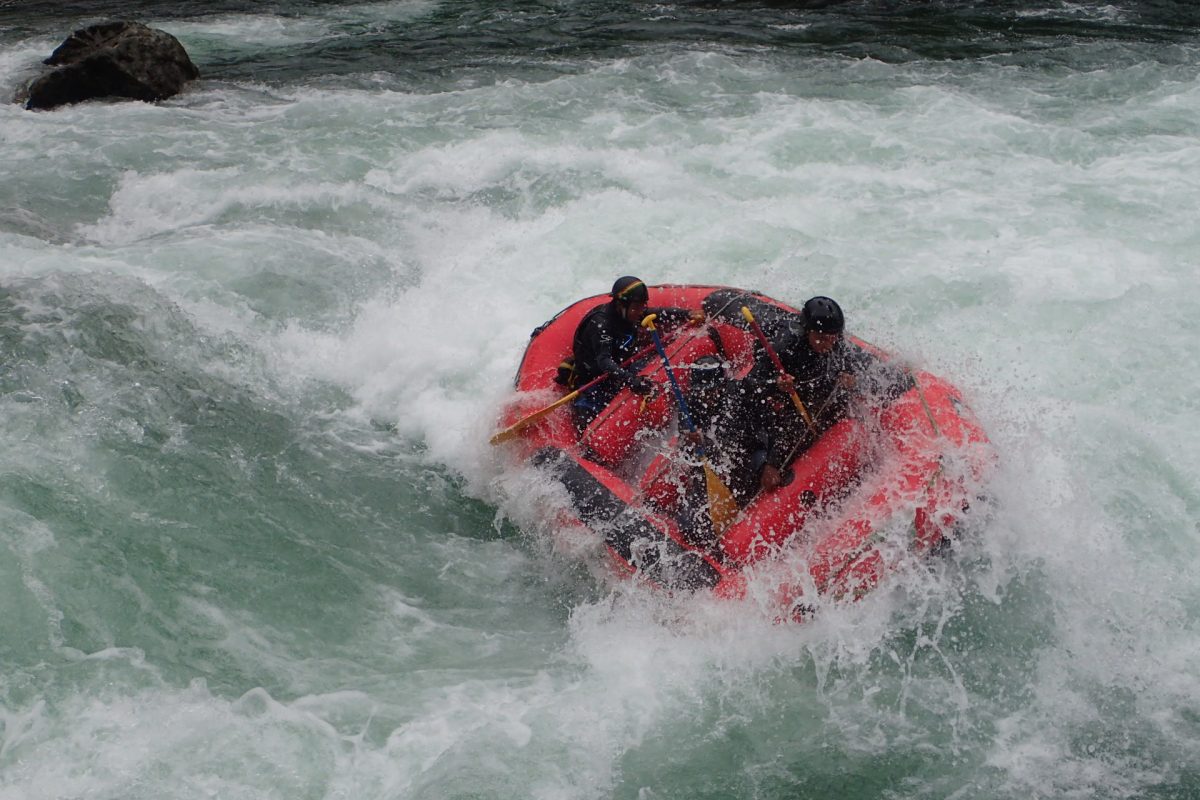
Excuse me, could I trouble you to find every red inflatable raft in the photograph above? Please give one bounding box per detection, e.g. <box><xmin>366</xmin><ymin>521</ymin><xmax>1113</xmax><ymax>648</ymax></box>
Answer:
<box><xmin>494</xmin><ymin>285</ymin><xmax>994</xmax><ymax>619</ymax></box>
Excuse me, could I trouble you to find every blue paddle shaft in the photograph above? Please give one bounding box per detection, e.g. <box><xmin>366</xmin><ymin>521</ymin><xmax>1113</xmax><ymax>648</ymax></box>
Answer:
<box><xmin>646</xmin><ymin>326</ymin><xmax>707</xmax><ymax>456</ymax></box>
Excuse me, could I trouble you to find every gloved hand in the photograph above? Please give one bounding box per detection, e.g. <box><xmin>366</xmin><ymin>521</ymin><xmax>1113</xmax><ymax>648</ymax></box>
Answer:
<box><xmin>760</xmin><ymin>464</ymin><xmax>783</xmax><ymax>491</ymax></box>
<box><xmin>688</xmin><ymin>309</ymin><xmax>706</xmax><ymax>325</ymax></box>
<box><xmin>629</xmin><ymin>375</ymin><xmax>653</xmax><ymax>396</ymax></box>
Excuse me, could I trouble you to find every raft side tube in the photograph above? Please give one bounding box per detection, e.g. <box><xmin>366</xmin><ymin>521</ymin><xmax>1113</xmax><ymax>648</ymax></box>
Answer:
<box><xmin>719</xmin><ymin>418</ymin><xmax>868</xmax><ymax>564</ymax></box>
<box><xmin>531</xmin><ymin>447</ymin><xmax>726</xmax><ymax>591</ymax></box>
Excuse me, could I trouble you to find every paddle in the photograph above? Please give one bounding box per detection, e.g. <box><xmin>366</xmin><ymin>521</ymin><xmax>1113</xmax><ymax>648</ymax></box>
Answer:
<box><xmin>740</xmin><ymin>305</ymin><xmax>817</xmax><ymax>434</ymax></box>
<box><xmin>489</xmin><ymin>340</ymin><xmax>664</xmax><ymax>445</ymax></box>
<box><xmin>641</xmin><ymin>313</ymin><xmax>738</xmax><ymax>536</ymax></box>
<box><xmin>489</xmin><ymin>371</ymin><xmax>611</xmax><ymax>445</ymax></box>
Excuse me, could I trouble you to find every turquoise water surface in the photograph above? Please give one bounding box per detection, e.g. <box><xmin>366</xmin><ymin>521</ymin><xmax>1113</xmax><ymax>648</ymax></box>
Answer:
<box><xmin>2</xmin><ymin>2</ymin><xmax>1199</xmax><ymax>798</ymax></box>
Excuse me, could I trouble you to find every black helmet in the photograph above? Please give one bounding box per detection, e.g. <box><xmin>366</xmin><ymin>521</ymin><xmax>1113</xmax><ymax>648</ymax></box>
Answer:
<box><xmin>611</xmin><ymin>276</ymin><xmax>649</xmax><ymax>305</ymax></box>
<box><xmin>689</xmin><ymin>355</ymin><xmax>725</xmax><ymax>389</ymax></box>
<box><xmin>801</xmin><ymin>296</ymin><xmax>844</xmax><ymax>334</ymax></box>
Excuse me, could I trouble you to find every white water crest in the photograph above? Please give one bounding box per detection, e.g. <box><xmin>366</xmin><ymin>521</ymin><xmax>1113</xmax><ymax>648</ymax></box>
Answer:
<box><xmin>2</xmin><ymin>2</ymin><xmax>1199</xmax><ymax>798</ymax></box>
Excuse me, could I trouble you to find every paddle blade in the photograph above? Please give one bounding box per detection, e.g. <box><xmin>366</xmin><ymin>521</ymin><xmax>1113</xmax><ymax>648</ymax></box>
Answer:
<box><xmin>489</xmin><ymin>390</ymin><xmax>578</xmax><ymax>445</ymax></box>
<box><xmin>489</xmin><ymin>425</ymin><xmax>527</xmax><ymax>446</ymax></box>
<box><xmin>704</xmin><ymin>462</ymin><xmax>739</xmax><ymax>535</ymax></box>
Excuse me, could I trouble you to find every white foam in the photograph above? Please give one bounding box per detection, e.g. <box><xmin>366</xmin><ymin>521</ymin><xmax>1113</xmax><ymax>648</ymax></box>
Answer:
<box><xmin>3</xmin><ymin>20</ymin><xmax>1200</xmax><ymax>800</ymax></box>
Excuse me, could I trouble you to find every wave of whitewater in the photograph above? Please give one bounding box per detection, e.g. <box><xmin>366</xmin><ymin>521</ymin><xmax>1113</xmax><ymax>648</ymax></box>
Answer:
<box><xmin>2</xmin><ymin>1</ymin><xmax>1199</xmax><ymax>798</ymax></box>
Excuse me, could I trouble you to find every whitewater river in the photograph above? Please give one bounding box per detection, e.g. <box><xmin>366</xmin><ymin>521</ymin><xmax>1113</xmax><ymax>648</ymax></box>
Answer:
<box><xmin>2</xmin><ymin>1</ymin><xmax>1198</xmax><ymax>798</ymax></box>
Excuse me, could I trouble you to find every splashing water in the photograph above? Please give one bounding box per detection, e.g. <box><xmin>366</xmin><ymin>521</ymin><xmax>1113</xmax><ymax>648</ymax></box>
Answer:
<box><xmin>2</xmin><ymin>1</ymin><xmax>1199</xmax><ymax>798</ymax></box>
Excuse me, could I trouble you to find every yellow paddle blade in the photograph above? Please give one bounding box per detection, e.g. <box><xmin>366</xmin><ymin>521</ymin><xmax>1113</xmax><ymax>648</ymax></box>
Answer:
<box><xmin>489</xmin><ymin>389</ymin><xmax>579</xmax><ymax>445</ymax></box>
<box><xmin>704</xmin><ymin>461</ymin><xmax>739</xmax><ymax>535</ymax></box>
<box><xmin>488</xmin><ymin>425</ymin><xmax>529</xmax><ymax>446</ymax></box>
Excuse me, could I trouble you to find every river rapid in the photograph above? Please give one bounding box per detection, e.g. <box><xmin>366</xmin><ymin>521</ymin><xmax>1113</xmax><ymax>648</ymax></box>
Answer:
<box><xmin>2</xmin><ymin>1</ymin><xmax>1199</xmax><ymax>798</ymax></box>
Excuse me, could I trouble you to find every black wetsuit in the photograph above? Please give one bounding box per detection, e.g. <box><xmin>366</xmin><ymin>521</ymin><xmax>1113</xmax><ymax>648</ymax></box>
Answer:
<box><xmin>745</xmin><ymin>318</ymin><xmax>912</xmax><ymax>466</ymax></box>
<box><xmin>570</xmin><ymin>301</ymin><xmax>691</xmax><ymax>429</ymax></box>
